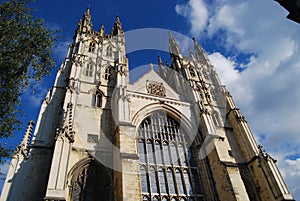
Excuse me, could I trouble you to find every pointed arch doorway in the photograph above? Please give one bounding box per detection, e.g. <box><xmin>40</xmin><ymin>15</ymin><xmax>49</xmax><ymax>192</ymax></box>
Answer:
<box><xmin>69</xmin><ymin>158</ymin><xmax>113</xmax><ymax>201</ymax></box>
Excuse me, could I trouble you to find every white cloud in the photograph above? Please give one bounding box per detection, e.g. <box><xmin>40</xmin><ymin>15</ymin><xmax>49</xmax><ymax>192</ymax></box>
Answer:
<box><xmin>175</xmin><ymin>0</ymin><xmax>300</xmax><ymax>199</ymax></box>
<box><xmin>175</xmin><ymin>0</ymin><xmax>208</xmax><ymax>37</ymax></box>
<box><xmin>208</xmin><ymin>52</ymin><xmax>239</xmax><ymax>87</ymax></box>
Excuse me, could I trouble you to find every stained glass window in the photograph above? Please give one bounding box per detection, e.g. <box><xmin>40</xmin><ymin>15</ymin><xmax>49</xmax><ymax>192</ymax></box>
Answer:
<box><xmin>163</xmin><ymin>142</ymin><xmax>171</xmax><ymax>165</ymax></box>
<box><xmin>175</xmin><ymin>168</ymin><xmax>185</xmax><ymax>195</ymax></box>
<box><xmin>137</xmin><ymin>111</ymin><xmax>203</xmax><ymax>200</ymax></box>
<box><xmin>140</xmin><ymin>166</ymin><xmax>149</xmax><ymax>193</ymax></box>
<box><xmin>147</xmin><ymin>141</ymin><xmax>155</xmax><ymax>164</ymax></box>
<box><xmin>158</xmin><ymin>168</ymin><xmax>167</xmax><ymax>194</ymax></box>
<box><xmin>167</xmin><ymin>168</ymin><xmax>176</xmax><ymax>194</ymax></box>
<box><xmin>150</xmin><ymin>167</ymin><xmax>158</xmax><ymax>193</ymax></box>
<box><xmin>183</xmin><ymin>169</ymin><xmax>192</xmax><ymax>195</ymax></box>
<box><xmin>155</xmin><ymin>141</ymin><xmax>163</xmax><ymax>164</ymax></box>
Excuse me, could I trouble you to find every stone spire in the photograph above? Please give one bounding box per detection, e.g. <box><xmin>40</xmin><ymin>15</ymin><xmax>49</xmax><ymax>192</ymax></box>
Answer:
<box><xmin>15</xmin><ymin>120</ymin><xmax>34</xmax><ymax>158</ymax></box>
<box><xmin>193</xmin><ymin>37</ymin><xmax>209</xmax><ymax>65</ymax></box>
<box><xmin>158</xmin><ymin>54</ymin><xmax>163</xmax><ymax>66</ymax></box>
<box><xmin>76</xmin><ymin>7</ymin><xmax>93</xmax><ymax>33</ymax></box>
<box><xmin>168</xmin><ymin>32</ymin><xmax>182</xmax><ymax>59</ymax></box>
<box><xmin>188</xmin><ymin>48</ymin><xmax>196</xmax><ymax>61</ymax></box>
<box><xmin>111</xmin><ymin>16</ymin><xmax>123</xmax><ymax>36</ymax></box>
<box><xmin>157</xmin><ymin>55</ymin><xmax>166</xmax><ymax>78</ymax></box>
<box><xmin>100</xmin><ymin>24</ymin><xmax>105</xmax><ymax>36</ymax></box>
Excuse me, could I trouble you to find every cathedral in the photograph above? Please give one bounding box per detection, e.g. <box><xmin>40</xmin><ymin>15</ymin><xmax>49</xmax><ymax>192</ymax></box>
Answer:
<box><xmin>0</xmin><ymin>8</ymin><xmax>295</xmax><ymax>201</ymax></box>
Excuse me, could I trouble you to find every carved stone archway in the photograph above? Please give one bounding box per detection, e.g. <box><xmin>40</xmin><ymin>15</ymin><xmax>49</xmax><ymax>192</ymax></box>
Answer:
<box><xmin>69</xmin><ymin>158</ymin><xmax>113</xmax><ymax>201</ymax></box>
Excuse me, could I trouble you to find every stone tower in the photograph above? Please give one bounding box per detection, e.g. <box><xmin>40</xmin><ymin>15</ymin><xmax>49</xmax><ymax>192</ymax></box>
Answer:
<box><xmin>1</xmin><ymin>8</ymin><xmax>294</xmax><ymax>201</ymax></box>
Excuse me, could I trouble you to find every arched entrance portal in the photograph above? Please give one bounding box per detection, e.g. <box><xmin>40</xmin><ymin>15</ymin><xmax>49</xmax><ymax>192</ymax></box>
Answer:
<box><xmin>70</xmin><ymin>159</ymin><xmax>112</xmax><ymax>201</ymax></box>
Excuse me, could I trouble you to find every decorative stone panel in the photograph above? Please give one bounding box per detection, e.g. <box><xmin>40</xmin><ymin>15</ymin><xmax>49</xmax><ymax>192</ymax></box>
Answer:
<box><xmin>146</xmin><ymin>80</ymin><xmax>166</xmax><ymax>97</ymax></box>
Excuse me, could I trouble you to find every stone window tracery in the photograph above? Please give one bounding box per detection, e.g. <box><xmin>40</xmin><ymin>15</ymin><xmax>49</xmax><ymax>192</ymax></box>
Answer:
<box><xmin>85</xmin><ymin>63</ymin><xmax>94</xmax><ymax>77</ymax></box>
<box><xmin>88</xmin><ymin>42</ymin><xmax>96</xmax><ymax>52</ymax></box>
<box><xmin>212</xmin><ymin>111</ymin><xmax>222</xmax><ymax>127</ymax></box>
<box><xmin>209</xmin><ymin>88</ymin><xmax>216</xmax><ymax>102</ymax></box>
<box><xmin>202</xmin><ymin>69</ymin><xmax>210</xmax><ymax>80</ymax></box>
<box><xmin>104</xmin><ymin>67</ymin><xmax>111</xmax><ymax>80</ymax></box>
<box><xmin>138</xmin><ymin>111</ymin><xmax>203</xmax><ymax>200</ymax></box>
<box><xmin>189</xmin><ymin>67</ymin><xmax>196</xmax><ymax>77</ymax></box>
<box><xmin>92</xmin><ymin>90</ymin><xmax>102</xmax><ymax>108</ymax></box>
<box><xmin>107</xmin><ymin>45</ymin><xmax>113</xmax><ymax>57</ymax></box>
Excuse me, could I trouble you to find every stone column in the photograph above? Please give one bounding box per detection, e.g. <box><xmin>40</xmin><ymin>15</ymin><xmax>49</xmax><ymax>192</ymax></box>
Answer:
<box><xmin>114</xmin><ymin>123</ymin><xmax>141</xmax><ymax>201</ymax></box>
<box><xmin>44</xmin><ymin>103</ymin><xmax>74</xmax><ymax>200</ymax></box>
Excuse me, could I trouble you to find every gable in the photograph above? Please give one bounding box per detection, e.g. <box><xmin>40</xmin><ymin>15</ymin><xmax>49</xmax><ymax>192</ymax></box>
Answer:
<box><xmin>128</xmin><ymin>69</ymin><xmax>180</xmax><ymax>100</ymax></box>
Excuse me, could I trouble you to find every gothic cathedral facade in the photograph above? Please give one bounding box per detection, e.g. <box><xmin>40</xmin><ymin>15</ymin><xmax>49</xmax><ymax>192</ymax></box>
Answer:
<box><xmin>1</xmin><ymin>8</ymin><xmax>294</xmax><ymax>201</ymax></box>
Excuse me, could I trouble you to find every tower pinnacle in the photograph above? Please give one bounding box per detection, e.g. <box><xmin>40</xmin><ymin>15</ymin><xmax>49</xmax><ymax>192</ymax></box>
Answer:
<box><xmin>15</xmin><ymin>120</ymin><xmax>34</xmax><ymax>158</ymax></box>
<box><xmin>111</xmin><ymin>16</ymin><xmax>123</xmax><ymax>36</ymax></box>
<box><xmin>193</xmin><ymin>37</ymin><xmax>209</xmax><ymax>65</ymax></box>
<box><xmin>158</xmin><ymin>55</ymin><xmax>166</xmax><ymax>78</ymax></box>
<box><xmin>168</xmin><ymin>32</ymin><xmax>182</xmax><ymax>59</ymax></box>
<box><xmin>76</xmin><ymin>7</ymin><xmax>93</xmax><ymax>33</ymax></box>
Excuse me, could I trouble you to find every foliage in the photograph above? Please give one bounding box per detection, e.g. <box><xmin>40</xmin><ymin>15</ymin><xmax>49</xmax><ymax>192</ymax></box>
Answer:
<box><xmin>0</xmin><ymin>0</ymin><xmax>58</xmax><ymax>163</ymax></box>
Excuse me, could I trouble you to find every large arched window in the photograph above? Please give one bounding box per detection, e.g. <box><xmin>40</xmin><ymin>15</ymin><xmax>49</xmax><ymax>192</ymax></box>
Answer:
<box><xmin>138</xmin><ymin>111</ymin><xmax>203</xmax><ymax>200</ymax></box>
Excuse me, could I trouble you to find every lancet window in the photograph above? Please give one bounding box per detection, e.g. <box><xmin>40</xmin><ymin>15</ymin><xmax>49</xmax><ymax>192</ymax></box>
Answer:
<box><xmin>202</xmin><ymin>69</ymin><xmax>210</xmax><ymax>80</ymax></box>
<box><xmin>212</xmin><ymin>111</ymin><xmax>222</xmax><ymax>127</ymax></box>
<box><xmin>85</xmin><ymin>62</ymin><xmax>94</xmax><ymax>77</ymax></box>
<box><xmin>137</xmin><ymin>111</ymin><xmax>203</xmax><ymax>200</ymax></box>
<box><xmin>88</xmin><ymin>42</ymin><xmax>96</xmax><ymax>52</ymax></box>
<box><xmin>209</xmin><ymin>88</ymin><xmax>216</xmax><ymax>102</ymax></box>
<box><xmin>104</xmin><ymin>67</ymin><xmax>111</xmax><ymax>80</ymax></box>
<box><xmin>189</xmin><ymin>67</ymin><xmax>196</xmax><ymax>77</ymax></box>
<box><xmin>92</xmin><ymin>90</ymin><xmax>102</xmax><ymax>108</ymax></box>
<box><xmin>107</xmin><ymin>45</ymin><xmax>113</xmax><ymax>57</ymax></box>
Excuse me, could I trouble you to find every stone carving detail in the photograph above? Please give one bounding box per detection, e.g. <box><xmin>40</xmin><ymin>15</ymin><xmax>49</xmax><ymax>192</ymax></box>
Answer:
<box><xmin>230</xmin><ymin>108</ymin><xmax>247</xmax><ymax>123</ymax></box>
<box><xmin>15</xmin><ymin>120</ymin><xmax>34</xmax><ymax>159</ymax></box>
<box><xmin>146</xmin><ymin>81</ymin><xmax>166</xmax><ymax>97</ymax></box>
<box><xmin>258</xmin><ymin>145</ymin><xmax>277</xmax><ymax>162</ymax></box>
<box><xmin>65</xmin><ymin>102</ymin><xmax>75</xmax><ymax>142</ymax></box>
<box><xmin>116</xmin><ymin>64</ymin><xmax>126</xmax><ymax>75</ymax></box>
<box><xmin>55</xmin><ymin>102</ymin><xmax>75</xmax><ymax>143</ymax></box>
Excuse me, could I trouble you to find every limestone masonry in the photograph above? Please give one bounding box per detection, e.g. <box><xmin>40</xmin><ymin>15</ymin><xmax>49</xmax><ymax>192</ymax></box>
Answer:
<box><xmin>1</xmin><ymin>8</ymin><xmax>294</xmax><ymax>201</ymax></box>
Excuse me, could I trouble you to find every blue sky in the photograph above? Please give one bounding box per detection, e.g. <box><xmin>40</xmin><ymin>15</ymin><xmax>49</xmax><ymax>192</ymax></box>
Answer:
<box><xmin>1</xmin><ymin>0</ymin><xmax>300</xmax><ymax>199</ymax></box>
